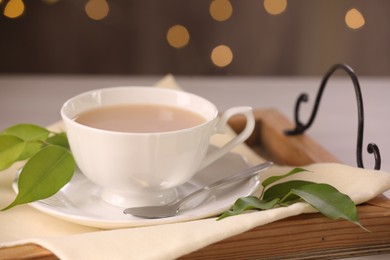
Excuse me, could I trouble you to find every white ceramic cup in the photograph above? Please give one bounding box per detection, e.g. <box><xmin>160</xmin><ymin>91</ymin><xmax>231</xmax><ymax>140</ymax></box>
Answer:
<box><xmin>61</xmin><ymin>87</ymin><xmax>255</xmax><ymax>207</ymax></box>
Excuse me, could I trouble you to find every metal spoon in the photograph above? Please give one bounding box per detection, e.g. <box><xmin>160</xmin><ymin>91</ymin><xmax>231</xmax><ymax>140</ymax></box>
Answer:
<box><xmin>123</xmin><ymin>161</ymin><xmax>273</xmax><ymax>218</ymax></box>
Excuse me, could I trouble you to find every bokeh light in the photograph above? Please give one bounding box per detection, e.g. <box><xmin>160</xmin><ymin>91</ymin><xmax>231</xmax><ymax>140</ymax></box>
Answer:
<box><xmin>167</xmin><ymin>25</ymin><xmax>190</xmax><ymax>49</ymax></box>
<box><xmin>211</xmin><ymin>45</ymin><xmax>233</xmax><ymax>67</ymax></box>
<box><xmin>85</xmin><ymin>0</ymin><xmax>109</xmax><ymax>21</ymax></box>
<box><xmin>345</xmin><ymin>8</ymin><xmax>365</xmax><ymax>30</ymax></box>
<box><xmin>209</xmin><ymin>0</ymin><xmax>233</xmax><ymax>22</ymax></box>
<box><xmin>263</xmin><ymin>0</ymin><xmax>287</xmax><ymax>15</ymax></box>
<box><xmin>4</xmin><ymin>0</ymin><xmax>25</xmax><ymax>19</ymax></box>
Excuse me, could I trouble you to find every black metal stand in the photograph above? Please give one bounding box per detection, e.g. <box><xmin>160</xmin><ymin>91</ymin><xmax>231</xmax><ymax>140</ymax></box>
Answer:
<box><xmin>285</xmin><ymin>63</ymin><xmax>381</xmax><ymax>170</ymax></box>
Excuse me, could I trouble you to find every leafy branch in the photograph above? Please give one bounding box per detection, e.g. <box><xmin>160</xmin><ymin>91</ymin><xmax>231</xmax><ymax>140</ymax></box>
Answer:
<box><xmin>0</xmin><ymin>124</ymin><xmax>75</xmax><ymax>210</ymax></box>
<box><xmin>218</xmin><ymin>168</ymin><xmax>368</xmax><ymax>231</ymax></box>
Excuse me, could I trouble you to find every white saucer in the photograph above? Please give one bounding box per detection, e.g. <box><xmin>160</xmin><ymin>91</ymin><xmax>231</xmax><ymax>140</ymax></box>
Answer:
<box><xmin>14</xmin><ymin>152</ymin><xmax>259</xmax><ymax>229</ymax></box>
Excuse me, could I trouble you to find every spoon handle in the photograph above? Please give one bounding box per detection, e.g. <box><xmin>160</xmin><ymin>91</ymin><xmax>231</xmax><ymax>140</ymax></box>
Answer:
<box><xmin>179</xmin><ymin>161</ymin><xmax>273</xmax><ymax>205</ymax></box>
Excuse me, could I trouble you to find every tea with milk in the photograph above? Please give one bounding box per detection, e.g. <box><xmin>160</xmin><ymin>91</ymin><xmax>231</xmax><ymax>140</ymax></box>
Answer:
<box><xmin>74</xmin><ymin>104</ymin><xmax>207</xmax><ymax>133</ymax></box>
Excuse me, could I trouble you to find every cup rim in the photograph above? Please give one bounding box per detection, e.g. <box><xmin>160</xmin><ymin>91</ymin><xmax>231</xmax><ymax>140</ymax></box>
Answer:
<box><xmin>60</xmin><ymin>86</ymin><xmax>219</xmax><ymax>135</ymax></box>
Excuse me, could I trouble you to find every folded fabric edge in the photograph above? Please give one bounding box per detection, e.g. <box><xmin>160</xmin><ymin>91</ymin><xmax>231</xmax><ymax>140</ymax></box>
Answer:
<box><xmin>0</xmin><ymin>202</ymin><xmax>315</xmax><ymax>260</ymax></box>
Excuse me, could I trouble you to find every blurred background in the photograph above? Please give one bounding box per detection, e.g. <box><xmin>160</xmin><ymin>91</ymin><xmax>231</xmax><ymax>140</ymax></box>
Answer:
<box><xmin>0</xmin><ymin>0</ymin><xmax>389</xmax><ymax>76</ymax></box>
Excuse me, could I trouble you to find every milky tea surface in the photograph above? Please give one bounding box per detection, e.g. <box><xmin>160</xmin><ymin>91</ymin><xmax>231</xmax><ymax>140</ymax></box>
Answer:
<box><xmin>74</xmin><ymin>104</ymin><xmax>207</xmax><ymax>133</ymax></box>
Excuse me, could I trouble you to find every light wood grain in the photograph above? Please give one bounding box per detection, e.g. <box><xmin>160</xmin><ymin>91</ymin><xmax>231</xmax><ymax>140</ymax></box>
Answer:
<box><xmin>1</xmin><ymin>109</ymin><xmax>389</xmax><ymax>260</ymax></box>
<box><xmin>0</xmin><ymin>244</ymin><xmax>57</xmax><ymax>260</ymax></box>
<box><xmin>228</xmin><ymin>109</ymin><xmax>340</xmax><ymax>166</ymax></box>
<box><xmin>181</xmin><ymin>196</ymin><xmax>390</xmax><ymax>260</ymax></box>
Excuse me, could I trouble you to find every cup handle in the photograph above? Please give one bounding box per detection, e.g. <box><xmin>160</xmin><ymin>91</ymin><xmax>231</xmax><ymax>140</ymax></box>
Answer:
<box><xmin>199</xmin><ymin>106</ymin><xmax>255</xmax><ymax>170</ymax></box>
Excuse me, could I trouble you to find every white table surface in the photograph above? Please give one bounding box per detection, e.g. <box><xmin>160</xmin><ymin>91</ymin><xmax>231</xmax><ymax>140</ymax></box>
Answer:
<box><xmin>1</xmin><ymin>75</ymin><xmax>389</xmax><ymax>259</ymax></box>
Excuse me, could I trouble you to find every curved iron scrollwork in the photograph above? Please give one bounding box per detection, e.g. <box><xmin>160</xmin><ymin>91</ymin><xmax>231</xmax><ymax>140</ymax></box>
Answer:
<box><xmin>285</xmin><ymin>63</ymin><xmax>381</xmax><ymax>170</ymax></box>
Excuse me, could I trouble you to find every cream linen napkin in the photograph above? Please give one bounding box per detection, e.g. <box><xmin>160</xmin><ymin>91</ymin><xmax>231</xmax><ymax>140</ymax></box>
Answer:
<box><xmin>1</xmin><ymin>75</ymin><xmax>390</xmax><ymax>260</ymax></box>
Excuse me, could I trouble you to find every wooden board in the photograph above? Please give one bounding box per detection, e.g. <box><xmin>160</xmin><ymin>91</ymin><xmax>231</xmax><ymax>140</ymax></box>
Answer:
<box><xmin>181</xmin><ymin>195</ymin><xmax>390</xmax><ymax>260</ymax></box>
<box><xmin>1</xmin><ymin>109</ymin><xmax>389</xmax><ymax>260</ymax></box>
<box><xmin>228</xmin><ymin>109</ymin><xmax>340</xmax><ymax>166</ymax></box>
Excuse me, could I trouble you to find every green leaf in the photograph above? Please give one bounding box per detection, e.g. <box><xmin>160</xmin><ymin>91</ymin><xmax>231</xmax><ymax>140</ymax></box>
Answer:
<box><xmin>45</xmin><ymin>133</ymin><xmax>70</xmax><ymax>149</ymax></box>
<box><xmin>291</xmin><ymin>183</ymin><xmax>366</xmax><ymax>230</ymax></box>
<box><xmin>0</xmin><ymin>124</ymin><xmax>51</xmax><ymax>161</ymax></box>
<box><xmin>217</xmin><ymin>196</ymin><xmax>279</xmax><ymax>220</ymax></box>
<box><xmin>217</xmin><ymin>167</ymin><xmax>367</xmax><ymax>231</ymax></box>
<box><xmin>232</xmin><ymin>196</ymin><xmax>280</xmax><ymax>211</ymax></box>
<box><xmin>263</xmin><ymin>180</ymin><xmax>315</xmax><ymax>202</ymax></box>
<box><xmin>2</xmin><ymin>124</ymin><xmax>50</xmax><ymax>141</ymax></box>
<box><xmin>217</xmin><ymin>210</ymin><xmax>242</xmax><ymax>220</ymax></box>
<box><xmin>0</xmin><ymin>135</ymin><xmax>26</xmax><ymax>171</ymax></box>
<box><xmin>2</xmin><ymin>145</ymin><xmax>75</xmax><ymax>210</ymax></box>
<box><xmin>16</xmin><ymin>141</ymin><xmax>43</xmax><ymax>161</ymax></box>
<box><xmin>262</xmin><ymin>167</ymin><xmax>308</xmax><ymax>188</ymax></box>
